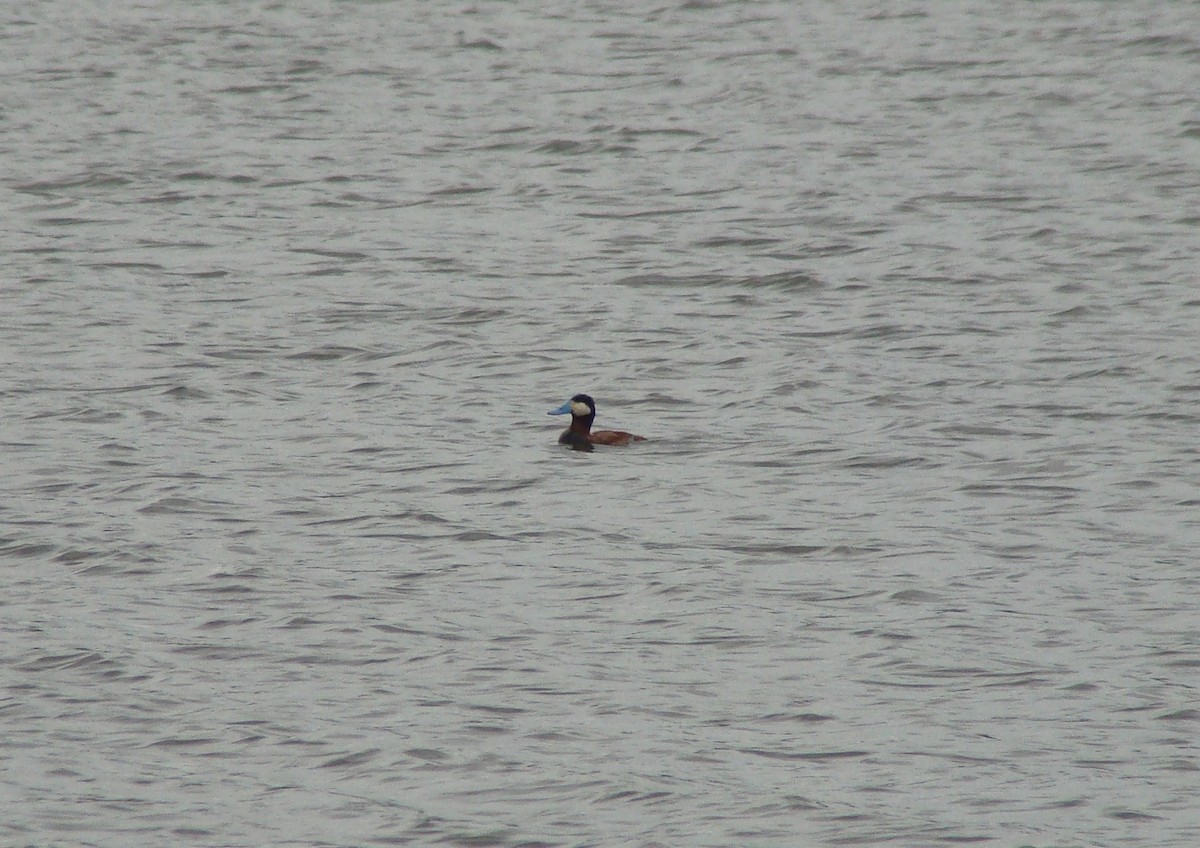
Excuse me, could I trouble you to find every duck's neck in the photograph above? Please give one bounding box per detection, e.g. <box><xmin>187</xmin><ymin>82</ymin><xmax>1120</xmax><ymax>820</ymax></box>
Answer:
<box><xmin>570</xmin><ymin>412</ymin><xmax>594</xmax><ymax>436</ymax></box>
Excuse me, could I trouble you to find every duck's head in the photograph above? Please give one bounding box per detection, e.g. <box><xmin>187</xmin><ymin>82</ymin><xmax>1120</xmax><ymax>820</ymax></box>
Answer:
<box><xmin>548</xmin><ymin>394</ymin><xmax>595</xmax><ymax>418</ymax></box>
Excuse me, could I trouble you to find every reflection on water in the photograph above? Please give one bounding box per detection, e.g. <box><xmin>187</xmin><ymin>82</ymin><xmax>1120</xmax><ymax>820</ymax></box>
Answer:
<box><xmin>3</xmin><ymin>1</ymin><xmax>1198</xmax><ymax>846</ymax></box>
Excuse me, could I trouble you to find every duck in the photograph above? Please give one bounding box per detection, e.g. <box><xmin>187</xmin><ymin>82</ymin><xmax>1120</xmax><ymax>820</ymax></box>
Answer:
<box><xmin>548</xmin><ymin>394</ymin><xmax>646</xmax><ymax>452</ymax></box>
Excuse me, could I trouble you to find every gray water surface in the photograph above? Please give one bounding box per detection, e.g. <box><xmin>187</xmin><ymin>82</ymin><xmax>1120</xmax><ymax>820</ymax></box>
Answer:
<box><xmin>3</xmin><ymin>2</ymin><xmax>1199</xmax><ymax>846</ymax></box>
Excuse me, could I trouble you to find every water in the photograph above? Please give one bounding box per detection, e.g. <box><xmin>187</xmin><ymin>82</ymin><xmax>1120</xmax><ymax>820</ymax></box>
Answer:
<box><xmin>3</xmin><ymin>1</ymin><xmax>1199</xmax><ymax>846</ymax></box>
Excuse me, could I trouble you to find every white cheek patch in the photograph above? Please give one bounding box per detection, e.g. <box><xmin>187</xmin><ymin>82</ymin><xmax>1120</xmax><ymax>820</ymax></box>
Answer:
<box><xmin>570</xmin><ymin>400</ymin><xmax>592</xmax><ymax>416</ymax></box>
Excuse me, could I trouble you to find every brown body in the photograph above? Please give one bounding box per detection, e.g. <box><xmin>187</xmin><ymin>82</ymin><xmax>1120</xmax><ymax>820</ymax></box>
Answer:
<box><xmin>590</xmin><ymin>429</ymin><xmax>646</xmax><ymax>446</ymax></box>
<box><xmin>560</xmin><ymin>413</ymin><xmax>646</xmax><ymax>447</ymax></box>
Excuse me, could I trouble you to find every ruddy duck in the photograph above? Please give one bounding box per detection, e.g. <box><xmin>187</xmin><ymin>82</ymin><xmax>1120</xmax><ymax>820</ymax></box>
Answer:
<box><xmin>548</xmin><ymin>394</ymin><xmax>646</xmax><ymax>452</ymax></box>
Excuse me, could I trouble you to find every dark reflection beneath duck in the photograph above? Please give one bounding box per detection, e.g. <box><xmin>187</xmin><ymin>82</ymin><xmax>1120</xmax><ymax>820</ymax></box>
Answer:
<box><xmin>547</xmin><ymin>394</ymin><xmax>646</xmax><ymax>452</ymax></box>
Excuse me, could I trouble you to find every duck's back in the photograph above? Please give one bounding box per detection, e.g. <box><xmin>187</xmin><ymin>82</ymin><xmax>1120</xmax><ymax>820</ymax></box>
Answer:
<box><xmin>590</xmin><ymin>429</ymin><xmax>645</xmax><ymax>446</ymax></box>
